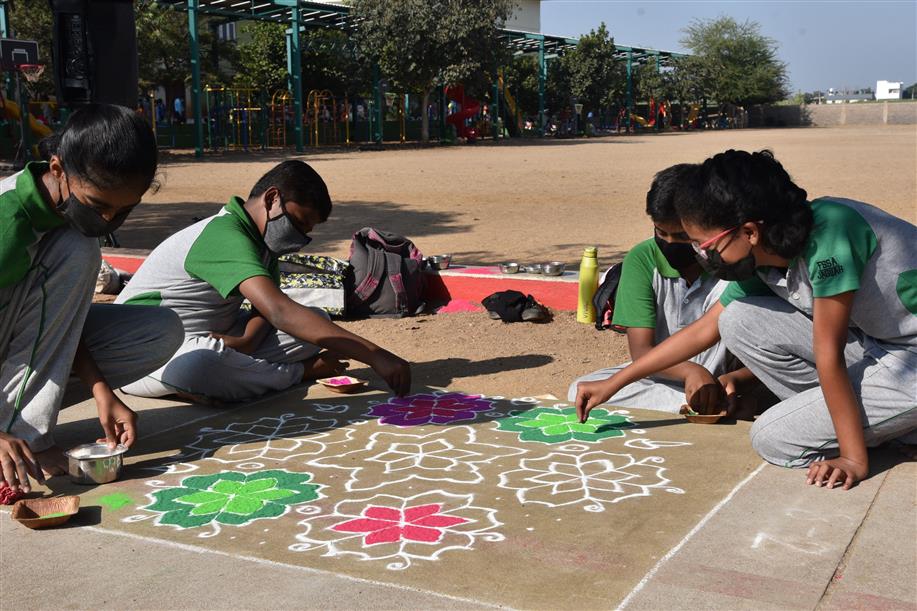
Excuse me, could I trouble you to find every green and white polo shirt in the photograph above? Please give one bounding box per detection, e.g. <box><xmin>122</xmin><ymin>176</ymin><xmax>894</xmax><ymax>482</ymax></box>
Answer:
<box><xmin>116</xmin><ymin>196</ymin><xmax>279</xmax><ymax>335</ymax></box>
<box><xmin>613</xmin><ymin>238</ymin><xmax>733</xmax><ymax>376</ymax></box>
<box><xmin>0</xmin><ymin>162</ymin><xmax>67</xmax><ymax>289</ymax></box>
<box><xmin>720</xmin><ymin>197</ymin><xmax>917</xmax><ymax>354</ymax></box>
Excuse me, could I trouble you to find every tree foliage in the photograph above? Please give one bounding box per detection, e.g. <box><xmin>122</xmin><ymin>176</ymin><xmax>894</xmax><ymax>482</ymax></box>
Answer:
<box><xmin>234</xmin><ymin>25</ymin><xmax>368</xmax><ymax>96</ymax></box>
<box><xmin>136</xmin><ymin>3</ymin><xmax>235</xmax><ymax>91</ymax></box>
<box><xmin>562</xmin><ymin>23</ymin><xmax>624</xmax><ymax>113</ymax></box>
<box><xmin>234</xmin><ymin>22</ymin><xmax>289</xmax><ymax>93</ymax></box>
<box><xmin>501</xmin><ymin>54</ymin><xmax>540</xmax><ymax>118</ymax></box>
<box><xmin>350</xmin><ymin>0</ymin><xmax>515</xmax><ymax>140</ymax></box>
<box><xmin>680</xmin><ymin>16</ymin><xmax>788</xmax><ymax>106</ymax></box>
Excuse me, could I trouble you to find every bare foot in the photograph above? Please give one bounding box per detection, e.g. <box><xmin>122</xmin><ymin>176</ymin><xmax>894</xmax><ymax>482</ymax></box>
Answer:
<box><xmin>302</xmin><ymin>351</ymin><xmax>349</xmax><ymax>381</ymax></box>
<box><xmin>35</xmin><ymin>445</ymin><xmax>67</xmax><ymax>477</ymax></box>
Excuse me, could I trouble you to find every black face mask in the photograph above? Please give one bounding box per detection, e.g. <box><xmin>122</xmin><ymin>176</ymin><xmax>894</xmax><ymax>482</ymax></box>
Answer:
<box><xmin>696</xmin><ymin>244</ymin><xmax>758</xmax><ymax>281</ymax></box>
<box><xmin>56</xmin><ymin>178</ymin><xmax>132</xmax><ymax>237</ymax></box>
<box><xmin>654</xmin><ymin>235</ymin><xmax>697</xmax><ymax>270</ymax></box>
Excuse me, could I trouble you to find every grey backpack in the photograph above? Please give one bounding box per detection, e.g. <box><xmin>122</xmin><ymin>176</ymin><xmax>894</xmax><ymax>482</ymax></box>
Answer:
<box><xmin>346</xmin><ymin>228</ymin><xmax>426</xmax><ymax>318</ymax></box>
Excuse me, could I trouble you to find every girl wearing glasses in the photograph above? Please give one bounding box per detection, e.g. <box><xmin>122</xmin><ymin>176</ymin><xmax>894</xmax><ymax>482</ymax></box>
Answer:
<box><xmin>568</xmin><ymin>164</ymin><xmax>768</xmax><ymax>416</ymax></box>
<box><xmin>576</xmin><ymin>149</ymin><xmax>916</xmax><ymax>490</ymax></box>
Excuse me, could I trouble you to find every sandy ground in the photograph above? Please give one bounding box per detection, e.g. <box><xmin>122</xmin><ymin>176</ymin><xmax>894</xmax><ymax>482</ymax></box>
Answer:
<box><xmin>107</xmin><ymin>125</ymin><xmax>917</xmax><ymax>399</ymax></box>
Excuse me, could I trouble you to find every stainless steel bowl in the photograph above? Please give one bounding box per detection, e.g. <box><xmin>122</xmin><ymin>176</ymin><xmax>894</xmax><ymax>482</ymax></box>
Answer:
<box><xmin>523</xmin><ymin>264</ymin><xmax>543</xmax><ymax>274</ymax></box>
<box><xmin>428</xmin><ymin>254</ymin><xmax>452</xmax><ymax>270</ymax></box>
<box><xmin>541</xmin><ymin>261</ymin><xmax>566</xmax><ymax>276</ymax></box>
<box><xmin>65</xmin><ymin>443</ymin><xmax>128</xmax><ymax>485</ymax></box>
<box><xmin>500</xmin><ymin>262</ymin><xmax>520</xmax><ymax>274</ymax></box>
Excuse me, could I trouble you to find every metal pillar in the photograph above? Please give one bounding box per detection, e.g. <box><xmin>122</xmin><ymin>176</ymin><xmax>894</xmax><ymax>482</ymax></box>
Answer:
<box><xmin>492</xmin><ymin>68</ymin><xmax>500</xmax><ymax>140</ymax></box>
<box><xmin>372</xmin><ymin>63</ymin><xmax>382</xmax><ymax>143</ymax></box>
<box><xmin>289</xmin><ymin>8</ymin><xmax>304</xmax><ymax>152</ymax></box>
<box><xmin>0</xmin><ymin>2</ymin><xmax>7</xmax><ymax>37</ymax></box>
<box><xmin>188</xmin><ymin>0</ymin><xmax>203</xmax><ymax>158</ymax></box>
<box><xmin>538</xmin><ymin>38</ymin><xmax>546</xmax><ymax>133</ymax></box>
<box><xmin>625</xmin><ymin>50</ymin><xmax>633</xmax><ymax>131</ymax></box>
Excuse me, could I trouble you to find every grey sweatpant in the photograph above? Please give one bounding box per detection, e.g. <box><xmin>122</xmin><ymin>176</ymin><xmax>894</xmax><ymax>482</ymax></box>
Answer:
<box><xmin>720</xmin><ymin>297</ymin><xmax>917</xmax><ymax>468</ymax></box>
<box><xmin>0</xmin><ymin>227</ymin><xmax>184</xmax><ymax>452</ymax></box>
<box><xmin>567</xmin><ymin>366</ymin><xmax>693</xmax><ymax>414</ymax></box>
<box><xmin>121</xmin><ymin>309</ymin><xmax>325</xmax><ymax>403</ymax></box>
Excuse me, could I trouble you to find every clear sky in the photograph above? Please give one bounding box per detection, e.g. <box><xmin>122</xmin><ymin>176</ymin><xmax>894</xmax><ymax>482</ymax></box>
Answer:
<box><xmin>540</xmin><ymin>1</ymin><xmax>917</xmax><ymax>93</ymax></box>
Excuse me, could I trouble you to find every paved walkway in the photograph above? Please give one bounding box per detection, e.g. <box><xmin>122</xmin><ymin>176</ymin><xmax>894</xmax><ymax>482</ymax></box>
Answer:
<box><xmin>3</xmin><ymin>388</ymin><xmax>914</xmax><ymax>610</ymax></box>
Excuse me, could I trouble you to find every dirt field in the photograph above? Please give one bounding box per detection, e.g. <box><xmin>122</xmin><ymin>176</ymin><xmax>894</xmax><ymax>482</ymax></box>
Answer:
<box><xmin>112</xmin><ymin>125</ymin><xmax>917</xmax><ymax>398</ymax></box>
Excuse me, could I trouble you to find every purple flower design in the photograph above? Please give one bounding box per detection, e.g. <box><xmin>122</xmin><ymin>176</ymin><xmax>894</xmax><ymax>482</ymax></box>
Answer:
<box><xmin>369</xmin><ymin>393</ymin><xmax>495</xmax><ymax>427</ymax></box>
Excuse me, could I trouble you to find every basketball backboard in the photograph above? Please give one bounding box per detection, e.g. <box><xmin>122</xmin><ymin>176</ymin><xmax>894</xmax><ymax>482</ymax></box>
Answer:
<box><xmin>0</xmin><ymin>38</ymin><xmax>39</xmax><ymax>70</ymax></box>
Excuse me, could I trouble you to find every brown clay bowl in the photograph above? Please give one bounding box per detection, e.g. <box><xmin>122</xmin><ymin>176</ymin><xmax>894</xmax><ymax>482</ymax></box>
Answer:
<box><xmin>317</xmin><ymin>376</ymin><xmax>367</xmax><ymax>394</ymax></box>
<box><xmin>680</xmin><ymin>405</ymin><xmax>728</xmax><ymax>424</ymax></box>
<box><xmin>11</xmin><ymin>495</ymin><xmax>80</xmax><ymax>529</ymax></box>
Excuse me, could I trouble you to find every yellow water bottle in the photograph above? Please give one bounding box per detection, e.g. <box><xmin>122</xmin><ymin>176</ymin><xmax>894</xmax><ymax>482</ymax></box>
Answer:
<box><xmin>577</xmin><ymin>247</ymin><xmax>598</xmax><ymax>324</ymax></box>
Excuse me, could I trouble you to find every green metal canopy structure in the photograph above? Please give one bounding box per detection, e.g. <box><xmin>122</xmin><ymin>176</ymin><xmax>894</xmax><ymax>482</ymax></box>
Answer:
<box><xmin>153</xmin><ymin>0</ymin><xmax>686</xmax><ymax>156</ymax></box>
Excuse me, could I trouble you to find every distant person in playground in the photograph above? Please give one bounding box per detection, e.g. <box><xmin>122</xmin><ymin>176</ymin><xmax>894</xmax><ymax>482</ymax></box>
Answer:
<box><xmin>569</xmin><ymin>164</ymin><xmax>767</xmax><ymax>416</ymax></box>
<box><xmin>0</xmin><ymin>104</ymin><xmax>183</xmax><ymax>493</ymax></box>
<box><xmin>577</xmin><ymin>150</ymin><xmax>917</xmax><ymax>490</ymax></box>
<box><xmin>116</xmin><ymin>160</ymin><xmax>412</xmax><ymax>403</ymax></box>
<box><xmin>173</xmin><ymin>96</ymin><xmax>185</xmax><ymax>124</ymax></box>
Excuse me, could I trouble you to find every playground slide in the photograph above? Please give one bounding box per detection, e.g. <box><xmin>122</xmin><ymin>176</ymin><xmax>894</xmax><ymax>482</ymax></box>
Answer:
<box><xmin>687</xmin><ymin>104</ymin><xmax>700</xmax><ymax>125</ymax></box>
<box><xmin>445</xmin><ymin>84</ymin><xmax>480</xmax><ymax>140</ymax></box>
<box><xmin>496</xmin><ymin>74</ymin><xmax>522</xmax><ymax>136</ymax></box>
<box><xmin>1</xmin><ymin>99</ymin><xmax>52</xmax><ymax>139</ymax></box>
<box><xmin>629</xmin><ymin>113</ymin><xmax>649</xmax><ymax>127</ymax></box>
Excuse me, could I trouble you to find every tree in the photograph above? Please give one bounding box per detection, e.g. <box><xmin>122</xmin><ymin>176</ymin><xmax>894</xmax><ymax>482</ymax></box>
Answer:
<box><xmin>136</xmin><ymin>3</ymin><xmax>234</xmax><ymax>94</ymax></box>
<box><xmin>235</xmin><ymin>25</ymin><xmax>369</xmax><ymax>97</ymax></box>
<box><xmin>234</xmin><ymin>22</ymin><xmax>289</xmax><ymax>93</ymax></box>
<box><xmin>562</xmin><ymin>23</ymin><xmax>625</xmax><ymax>115</ymax></box>
<box><xmin>501</xmin><ymin>54</ymin><xmax>540</xmax><ymax>118</ymax></box>
<box><xmin>680</xmin><ymin>16</ymin><xmax>788</xmax><ymax>106</ymax></box>
<box><xmin>350</xmin><ymin>0</ymin><xmax>515</xmax><ymax>141</ymax></box>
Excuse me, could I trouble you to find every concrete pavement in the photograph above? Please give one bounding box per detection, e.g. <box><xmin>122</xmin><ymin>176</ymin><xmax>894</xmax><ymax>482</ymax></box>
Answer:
<box><xmin>2</xmin><ymin>388</ymin><xmax>914</xmax><ymax>610</ymax></box>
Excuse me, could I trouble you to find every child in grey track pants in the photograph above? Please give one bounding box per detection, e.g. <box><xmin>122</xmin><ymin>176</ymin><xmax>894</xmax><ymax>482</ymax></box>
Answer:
<box><xmin>575</xmin><ymin>150</ymin><xmax>916</xmax><ymax>490</ymax></box>
<box><xmin>1</xmin><ymin>226</ymin><xmax>183</xmax><ymax>453</ymax></box>
<box><xmin>0</xmin><ymin>105</ymin><xmax>183</xmax><ymax>492</ymax></box>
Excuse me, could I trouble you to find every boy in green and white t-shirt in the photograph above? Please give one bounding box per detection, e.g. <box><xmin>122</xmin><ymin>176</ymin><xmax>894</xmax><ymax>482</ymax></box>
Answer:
<box><xmin>117</xmin><ymin>160</ymin><xmax>412</xmax><ymax>402</ymax></box>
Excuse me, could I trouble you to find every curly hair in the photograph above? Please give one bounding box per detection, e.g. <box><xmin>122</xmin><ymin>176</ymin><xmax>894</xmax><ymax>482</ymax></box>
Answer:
<box><xmin>674</xmin><ymin>149</ymin><xmax>813</xmax><ymax>259</ymax></box>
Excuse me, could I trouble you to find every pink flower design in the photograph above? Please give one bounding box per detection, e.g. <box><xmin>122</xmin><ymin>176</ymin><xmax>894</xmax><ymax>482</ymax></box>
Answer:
<box><xmin>369</xmin><ymin>392</ymin><xmax>494</xmax><ymax>427</ymax></box>
<box><xmin>332</xmin><ymin>503</ymin><xmax>469</xmax><ymax>546</ymax></box>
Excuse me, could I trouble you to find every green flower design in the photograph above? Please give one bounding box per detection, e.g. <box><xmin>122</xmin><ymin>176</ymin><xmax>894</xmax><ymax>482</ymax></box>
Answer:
<box><xmin>146</xmin><ymin>470</ymin><xmax>321</xmax><ymax>529</ymax></box>
<box><xmin>496</xmin><ymin>407</ymin><xmax>633</xmax><ymax>444</ymax></box>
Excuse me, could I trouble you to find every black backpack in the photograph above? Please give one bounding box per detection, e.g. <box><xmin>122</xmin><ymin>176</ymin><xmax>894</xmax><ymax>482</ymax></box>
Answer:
<box><xmin>592</xmin><ymin>263</ymin><xmax>626</xmax><ymax>332</ymax></box>
<box><xmin>346</xmin><ymin>228</ymin><xmax>426</xmax><ymax>318</ymax></box>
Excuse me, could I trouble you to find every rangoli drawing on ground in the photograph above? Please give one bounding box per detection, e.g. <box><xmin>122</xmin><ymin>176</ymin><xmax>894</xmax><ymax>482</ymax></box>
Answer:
<box><xmin>495</xmin><ymin>405</ymin><xmax>634</xmax><ymax>444</ymax></box>
<box><xmin>137</xmin><ymin>469</ymin><xmax>323</xmax><ymax>529</ymax></box>
<box><xmin>368</xmin><ymin>392</ymin><xmax>495</xmax><ymax>426</ymax></box>
<box><xmin>498</xmin><ymin>450</ymin><xmax>685</xmax><ymax>512</ymax></box>
<box><xmin>308</xmin><ymin>425</ymin><xmax>526</xmax><ymax>491</ymax></box>
<box><xmin>156</xmin><ymin>412</ymin><xmax>358</xmax><ymax>474</ymax></box>
<box><xmin>289</xmin><ymin>490</ymin><xmax>503</xmax><ymax>570</ymax></box>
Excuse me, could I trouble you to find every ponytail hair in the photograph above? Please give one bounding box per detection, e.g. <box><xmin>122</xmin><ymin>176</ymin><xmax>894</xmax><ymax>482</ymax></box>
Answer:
<box><xmin>39</xmin><ymin>104</ymin><xmax>158</xmax><ymax>193</ymax></box>
<box><xmin>675</xmin><ymin>149</ymin><xmax>813</xmax><ymax>259</ymax></box>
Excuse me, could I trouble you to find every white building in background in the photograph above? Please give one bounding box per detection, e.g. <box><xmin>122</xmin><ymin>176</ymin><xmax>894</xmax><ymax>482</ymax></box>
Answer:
<box><xmin>875</xmin><ymin>80</ymin><xmax>903</xmax><ymax>100</ymax></box>
<box><xmin>506</xmin><ymin>0</ymin><xmax>542</xmax><ymax>32</ymax></box>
